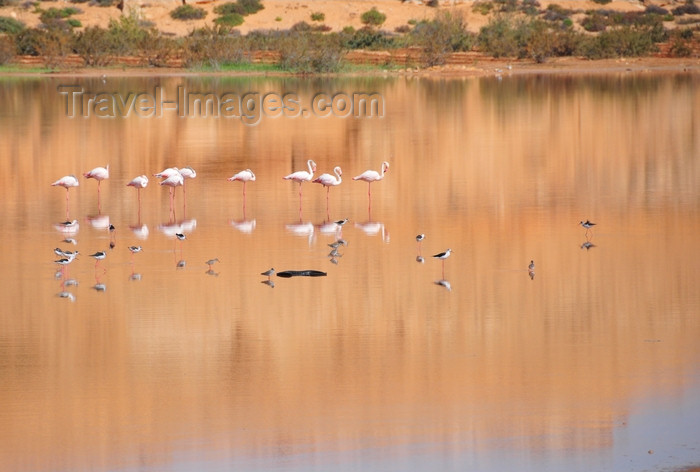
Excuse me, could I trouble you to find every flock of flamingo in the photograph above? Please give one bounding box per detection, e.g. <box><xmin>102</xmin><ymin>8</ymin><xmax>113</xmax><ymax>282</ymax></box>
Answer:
<box><xmin>50</xmin><ymin>159</ymin><xmax>463</xmax><ymax>293</ymax></box>
<box><xmin>51</xmin><ymin>160</ymin><xmax>391</xmax><ymax>222</ymax></box>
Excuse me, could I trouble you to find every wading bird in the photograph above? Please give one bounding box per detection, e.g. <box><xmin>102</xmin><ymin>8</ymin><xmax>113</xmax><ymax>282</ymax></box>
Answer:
<box><xmin>51</xmin><ymin>175</ymin><xmax>79</xmax><ymax>219</ymax></box>
<box><xmin>84</xmin><ymin>165</ymin><xmax>110</xmax><ymax>213</ymax></box>
<box><xmin>313</xmin><ymin>166</ymin><xmax>342</xmax><ymax>216</ymax></box>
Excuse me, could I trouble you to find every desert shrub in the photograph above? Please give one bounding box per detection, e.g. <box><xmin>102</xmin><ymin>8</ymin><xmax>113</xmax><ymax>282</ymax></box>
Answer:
<box><xmin>395</xmin><ymin>24</ymin><xmax>410</xmax><ymax>33</ymax></box>
<box><xmin>0</xmin><ymin>35</ymin><xmax>15</xmax><ymax>64</ymax></box>
<box><xmin>668</xmin><ymin>29</ymin><xmax>694</xmax><ymax>56</ymax></box>
<box><xmin>237</xmin><ymin>0</ymin><xmax>263</xmax><ymax>15</ymax></box>
<box><xmin>66</xmin><ymin>18</ymin><xmax>80</xmax><ymax>27</ymax></box>
<box><xmin>592</xmin><ymin>0</ymin><xmax>611</xmax><ymax>4</ymax></box>
<box><xmin>141</xmin><ymin>30</ymin><xmax>178</xmax><ymax>66</ymax></box>
<box><xmin>345</xmin><ymin>26</ymin><xmax>394</xmax><ymax>49</ymax></box>
<box><xmin>542</xmin><ymin>4</ymin><xmax>573</xmax><ymax>22</ymax></box>
<box><xmin>38</xmin><ymin>7</ymin><xmax>80</xmax><ymax>23</ymax></box>
<box><xmin>477</xmin><ymin>15</ymin><xmax>524</xmax><ymax>57</ymax></box>
<box><xmin>184</xmin><ymin>25</ymin><xmax>248</xmax><ymax>67</ymax></box>
<box><xmin>0</xmin><ymin>16</ymin><xmax>26</xmax><ymax>34</ymax></box>
<box><xmin>581</xmin><ymin>12</ymin><xmax>609</xmax><ymax>32</ymax></box>
<box><xmin>73</xmin><ymin>25</ymin><xmax>114</xmax><ymax>65</ymax></box>
<box><xmin>645</xmin><ymin>5</ymin><xmax>669</xmax><ymax>15</ymax></box>
<box><xmin>0</xmin><ymin>0</ymin><xmax>19</xmax><ymax>5</ymax></box>
<box><xmin>361</xmin><ymin>7</ymin><xmax>386</xmax><ymax>27</ymax></box>
<box><xmin>310</xmin><ymin>11</ymin><xmax>324</xmax><ymax>22</ymax></box>
<box><xmin>215</xmin><ymin>13</ymin><xmax>244</xmax><ymax>27</ymax></box>
<box><xmin>33</xmin><ymin>24</ymin><xmax>73</xmax><ymax>68</ymax></box>
<box><xmin>69</xmin><ymin>0</ymin><xmax>89</xmax><ymax>3</ymax></box>
<box><xmin>290</xmin><ymin>21</ymin><xmax>311</xmax><ymax>32</ymax></box>
<box><xmin>92</xmin><ymin>0</ymin><xmax>116</xmax><ymax>7</ymax></box>
<box><xmin>103</xmin><ymin>15</ymin><xmax>148</xmax><ymax>55</ymax></box>
<box><xmin>170</xmin><ymin>5</ymin><xmax>206</xmax><ymax>20</ymax></box>
<box><xmin>411</xmin><ymin>10</ymin><xmax>474</xmax><ymax>65</ymax></box>
<box><xmin>472</xmin><ymin>1</ymin><xmax>493</xmax><ymax>15</ymax></box>
<box><xmin>278</xmin><ymin>31</ymin><xmax>344</xmax><ymax>72</ymax></box>
<box><xmin>576</xmin><ymin>25</ymin><xmax>656</xmax><ymax>59</ymax></box>
<box><xmin>672</xmin><ymin>3</ymin><xmax>700</xmax><ymax>15</ymax></box>
<box><xmin>494</xmin><ymin>0</ymin><xmax>518</xmax><ymax>13</ymax></box>
<box><xmin>214</xmin><ymin>2</ymin><xmax>245</xmax><ymax>15</ymax></box>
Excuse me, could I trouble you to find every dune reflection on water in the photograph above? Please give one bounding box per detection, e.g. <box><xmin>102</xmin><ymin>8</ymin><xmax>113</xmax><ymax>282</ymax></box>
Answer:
<box><xmin>0</xmin><ymin>73</ymin><xmax>698</xmax><ymax>472</ymax></box>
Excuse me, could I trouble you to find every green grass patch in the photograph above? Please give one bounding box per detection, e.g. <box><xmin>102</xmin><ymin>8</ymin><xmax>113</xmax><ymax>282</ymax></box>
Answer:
<box><xmin>170</xmin><ymin>5</ymin><xmax>207</xmax><ymax>20</ymax></box>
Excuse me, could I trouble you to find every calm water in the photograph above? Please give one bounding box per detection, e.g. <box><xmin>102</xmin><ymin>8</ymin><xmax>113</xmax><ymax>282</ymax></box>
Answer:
<box><xmin>0</xmin><ymin>72</ymin><xmax>698</xmax><ymax>472</ymax></box>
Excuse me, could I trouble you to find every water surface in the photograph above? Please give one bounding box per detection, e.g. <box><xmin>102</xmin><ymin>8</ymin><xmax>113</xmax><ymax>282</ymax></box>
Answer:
<box><xmin>0</xmin><ymin>73</ymin><xmax>698</xmax><ymax>472</ymax></box>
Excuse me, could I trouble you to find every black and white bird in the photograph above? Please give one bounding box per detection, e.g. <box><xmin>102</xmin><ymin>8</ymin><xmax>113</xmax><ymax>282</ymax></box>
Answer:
<box><xmin>433</xmin><ymin>248</ymin><xmax>452</xmax><ymax>277</ymax></box>
<box><xmin>579</xmin><ymin>220</ymin><xmax>596</xmax><ymax>229</ymax></box>
<box><xmin>175</xmin><ymin>233</ymin><xmax>186</xmax><ymax>241</ymax></box>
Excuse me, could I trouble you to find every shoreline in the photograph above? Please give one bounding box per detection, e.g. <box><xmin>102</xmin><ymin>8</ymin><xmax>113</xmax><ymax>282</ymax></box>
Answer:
<box><xmin>1</xmin><ymin>55</ymin><xmax>699</xmax><ymax>78</ymax></box>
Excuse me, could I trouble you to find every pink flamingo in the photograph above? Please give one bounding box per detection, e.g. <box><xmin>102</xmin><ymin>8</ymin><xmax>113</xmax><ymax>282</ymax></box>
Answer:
<box><xmin>84</xmin><ymin>165</ymin><xmax>109</xmax><ymax>213</ymax></box>
<box><xmin>154</xmin><ymin>167</ymin><xmax>179</xmax><ymax>179</ymax></box>
<box><xmin>353</xmin><ymin>161</ymin><xmax>389</xmax><ymax>198</ymax></box>
<box><xmin>284</xmin><ymin>159</ymin><xmax>316</xmax><ymax>216</ymax></box>
<box><xmin>228</xmin><ymin>169</ymin><xmax>256</xmax><ymax>197</ymax></box>
<box><xmin>126</xmin><ymin>175</ymin><xmax>148</xmax><ymax>220</ymax></box>
<box><xmin>228</xmin><ymin>169</ymin><xmax>256</xmax><ymax>218</ymax></box>
<box><xmin>51</xmin><ymin>175</ymin><xmax>79</xmax><ymax>219</ymax></box>
<box><xmin>160</xmin><ymin>172</ymin><xmax>183</xmax><ymax>220</ymax></box>
<box><xmin>313</xmin><ymin>166</ymin><xmax>342</xmax><ymax>217</ymax></box>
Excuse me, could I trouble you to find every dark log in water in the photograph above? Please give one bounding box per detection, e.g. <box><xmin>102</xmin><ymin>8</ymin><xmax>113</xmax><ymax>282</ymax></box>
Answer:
<box><xmin>276</xmin><ymin>270</ymin><xmax>327</xmax><ymax>278</ymax></box>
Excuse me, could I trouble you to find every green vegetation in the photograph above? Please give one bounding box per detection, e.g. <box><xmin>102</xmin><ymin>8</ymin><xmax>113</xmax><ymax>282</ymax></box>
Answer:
<box><xmin>411</xmin><ymin>11</ymin><xmax>474</xmax><ymax>66</ymax></box>
<box><xmin>170</xmin><ymin>5</ymin><xmax>207</xmax><ymax>21</ymax></box>
<box><xmin>0</xmin><ymin>16</ymin><xmax>26</xmax><ymax>34</ymax></box>
<box><xmin>0</xmin><ymin>34</ymin><xmax>14</xmax><ymax>64</ymax></box>
<box><xmin>361</xmin><ymin>7</ymin><xmax>386</xmax><ymax>27</ymax></box>
<box><xmin>0</xmin><ymin>0</ymin><xmax>695</xmax><ymax>73</ymax></box>
<box><xmin>215</xmin><ymin>13</ymin><xmax>244</xmax><ymax>27</ymax></box>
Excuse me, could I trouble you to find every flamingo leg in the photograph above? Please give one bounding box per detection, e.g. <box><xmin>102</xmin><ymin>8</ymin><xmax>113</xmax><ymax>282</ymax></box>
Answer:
<box><xmin>65</xmin><ymin>188</ymin><xmax>70</xmax><ymax>220</ymax></box>
<box><xmin>97</xmin><ymin>181</ymin><xmax>102</xmax><ymax>215</ymax></box>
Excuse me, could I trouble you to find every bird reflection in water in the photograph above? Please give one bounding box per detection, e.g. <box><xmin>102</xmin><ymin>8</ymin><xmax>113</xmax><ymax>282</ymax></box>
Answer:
<box><xmin>205</xmin><ymin>258</ymin><xmax>219</xmax><ymax>276</ymax></box>
<box><xmin>434</xmin><ymin>280</ymin><xmax>451</xmax><ymax>292</ymax></box>
<box><xmin>355</xmin><ymin>221</ymin><xmax>389</xmax><ymax>243</ymax></box>
<box><xmin>57</xmin><ymin>291</ymin><xmax>76</xmax><ymax>302</ymax></box>
<box><xmin>230</xmin><ymin>219</ymin><xmax>256</xmax><ymax>234</ymax></box>
<box><xmin>285</xmin><ymin>221</ymin><xmax>315</xmax><ymax>246</ymax></box>
<box><xmin>528</xmin><ymin>260</ymin><xmax>535</xmax><ymax>280</ymax></box>
<box><xmin>581</xmin><ymin>241</ymin><xmax>596</xmax><ymax>251</ymax></box>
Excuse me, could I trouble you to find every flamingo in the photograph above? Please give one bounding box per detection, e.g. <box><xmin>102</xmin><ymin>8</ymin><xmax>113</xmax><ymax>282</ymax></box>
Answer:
<box><xmin>154</xmin><ymin>167</ymin><xmax>179</xmax><ymax>179</ymax></box>
<box><xmin>313</xmin><ymin>166</ymin><xmax>342</xmax><ymax>215</ymax></box>
<box><xmin>353</xmin><ymin>161</ymin><xmax>389</xmax><ymax>198</ymax></box>
<box><xmin>84</xmin><ymin>165</ymin><xmax>109</xmax><ymax>213</ymax></box>
<box><xmin>51</xmin><ymin>175</ymin><xmax>79</xmax><ymax>219</ymax></box>
<box><xmin>127</xmin><ymin>175</ymin><xmax>148</xmax><ymax>217</ymax></box>
<box><xmin>228</xmin><ymin>169</ymin><xmax>256</xmax><ymax>197</ymax></box>
<box><xmin>160</xmin><ymin>172</ymin><xmax>183</xmax><ymax>219</ymax></box>
<box><xmin>284</xmin><ymin>159</ymin><xmax>316</xmax><ymax>216</ymax></box>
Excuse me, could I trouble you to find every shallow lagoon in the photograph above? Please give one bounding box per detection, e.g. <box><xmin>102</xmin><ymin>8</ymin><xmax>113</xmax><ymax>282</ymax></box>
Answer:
<box><xmin>0</xmin><ymin>73</ymin><xmax>698</xmax><ymax>471</ymax></box>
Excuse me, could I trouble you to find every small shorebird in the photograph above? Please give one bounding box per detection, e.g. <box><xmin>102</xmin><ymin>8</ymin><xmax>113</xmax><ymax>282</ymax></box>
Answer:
<box><xmin>175</xmin><ymin>233</ymin><xmax>186</xmax><ymax>241</ymax></box>
<box><xmin>51</xmin><ymin>175</ymin><xmax>79</xmax><ymax>219</ymax></box>
<box><xmin>528</xmin><ymin>260</ymin><xmax>535</xmax><ymax>271</ymax></box>
<box><xmin>128</xmin><ymin>245</ymin><xmax>142</xmax><ymax>254</ymax></box>
<box><xmin>261</xmin><ymin>268</ymin><xmax>275</xmax><ymax>280</ymax></box>
<box><xmin>579</xmin><ymin>220</ymin><xmax>596</xmax><ymax>229</ymax></box>
<box><xmin>54</xmin><ymin>248</ymin><xmax>79</xmax><ymax>259</ymax></box>
<box><xmin>416</xmin><ymin>234</ymin><xmax>425</xmax><ymax>254</ymax></box>
<box><xmin>433</xmin><ymin>248</ymin><xmax>452</xmax><ymax>278</ymax></box>
<box><xmin>206</xmin><ymin>258</ymin><xmax>219</xmax><ymax>269</ymax></box>
<box><xmin>334</xmin><ymin>218</ymin><xmax>349</xmax><ymax>226</ymax></box>
<box><xmin>89</xmin><ymin>251</ymin><xmax>106</xmax><ymax>268</ymax></box>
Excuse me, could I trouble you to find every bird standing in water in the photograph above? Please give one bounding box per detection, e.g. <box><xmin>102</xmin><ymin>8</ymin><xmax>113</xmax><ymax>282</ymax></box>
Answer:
<box><xmin>51</xmin><ymin>175</ymin><xmax>79</xmax><ymax>219</ymax></box>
